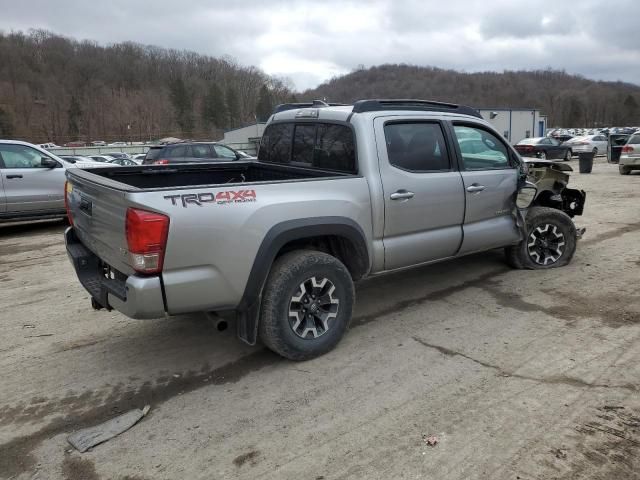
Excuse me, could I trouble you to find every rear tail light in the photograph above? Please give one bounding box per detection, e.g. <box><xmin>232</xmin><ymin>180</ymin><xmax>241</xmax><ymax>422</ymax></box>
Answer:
<box><xmin>622</xmin><ymin>145</ymin><xmax>634</xmax><ymax>153</ymax></box>
<box><xmin>518</xmin><ymin>145</ymin><xmax>534</xmax><ymax>152</ymax></box>
<box><xmin>64</xmin><ymin>181</ymin><xmax>74</xmax><ymax>226</ymax></box>
<box><xmin>126</xmin><ymin>208</ymin><xmax>170</xmax><ymax>274</ymax></box>
<box><xmin>153</xmin><ymin>159</ymin><xmax>169</xmax><ymax>165</ymax></box>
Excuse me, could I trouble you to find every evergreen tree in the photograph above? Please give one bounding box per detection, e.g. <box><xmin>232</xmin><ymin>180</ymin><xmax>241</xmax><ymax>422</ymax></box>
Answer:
<box><xmin>202</xmin><ymin>83</ymin><xmax>227</xmax><ymax>128</ymax></box>
<box><xmin>225</xmin><ymin>84</ymin><xmax>240</xmax><ymax>129</ymax></box>
<box><xmin>0</xmin><ymin>107</ymin><xmax>14</xmax><ymax>137</ymax></box>
<box><xmin>623</xmin><ymin>94</ymin><xmax>638</xmax><ymax>124</ymax></box>
<box><xmin>169</xmin><ymin>76</ymin><xmax>194</xmax><ymax>134</ymax></box>
<box><xmin>67</xmin><ymin>95</ymin><xmax>82</xmax><ymax>138</ymax></box>
<box><xmin>255</xmin><ymin>84</ymin><xmax>274</xmax><ymax>122</ymax></box>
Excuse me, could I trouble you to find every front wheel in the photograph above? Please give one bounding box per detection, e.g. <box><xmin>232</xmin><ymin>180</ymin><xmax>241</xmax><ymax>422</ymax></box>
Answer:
<box><xmin>259</xmin><ymin>250</ymin><xmax>355</xmax><ymax>361</ymax></box>
<box><xmin>592</xmin><ymin>147</ymin><xmax>598</xmax><ymax>157</ymax></box>
<box><xmin>564</xmin><ymin>149</ymin><xmax>572</xmax><ymax>161</ymax></box>
<box><xmin>505</xmin><ymin>207</ymin><xmax>577</xmax><ymax>269</ymax></box>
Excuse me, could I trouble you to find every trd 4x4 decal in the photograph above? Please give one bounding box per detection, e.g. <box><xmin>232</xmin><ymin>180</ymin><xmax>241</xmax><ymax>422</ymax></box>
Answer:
<box><xmin>164</xmin><ymin>189</ymin><xmax>257</xmax><ymax>207</ymax></box>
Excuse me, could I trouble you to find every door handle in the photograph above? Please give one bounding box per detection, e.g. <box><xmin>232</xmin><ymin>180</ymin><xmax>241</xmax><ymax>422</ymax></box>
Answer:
<box><xmin>6</xmin><ymin>174</ymin><xmax>23</xmax><ymax>179</ymax></box>
<box><xmin>466</xmin><ymin>184</ymin><xmax>486</xmax><ymax>193</ymax></box>
<box><xmin>390</xmin><ymin>190</ymin><xmax>415</xmax><ymax>200</ymax></box>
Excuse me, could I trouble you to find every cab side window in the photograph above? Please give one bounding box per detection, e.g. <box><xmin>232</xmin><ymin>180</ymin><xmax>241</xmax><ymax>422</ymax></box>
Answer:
<box><xmin>0</xmin><ymin>145</ymin><xmax>50</xmax><ymax>169</ymax></box>
<box><xmin>453</xmin><ymin>125</ymin><xmax>510</xmax><ymax>170</ymax></box>
<box><xmin>384</xmin><ymin>122</ymin><xmax>450</xmax><ymax>172</ymax></box>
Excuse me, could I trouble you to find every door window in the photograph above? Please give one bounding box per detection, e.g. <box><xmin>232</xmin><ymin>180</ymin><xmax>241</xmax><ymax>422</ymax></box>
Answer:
<box><xmin>0</xmin><ymin>145</ymin><xmax>50</xmax><ymax>169</ymax></box>
<box><xmin>453</xmin><ymin>125</ymin><xmax>510</xmax><ymax>170</ymax></box>
<box><xmin>167</xmin><ymin>145</ymin><xmax>188</xmax><ymax>158</ymax></box>
<box><xmin>191</xmin><ymin>144</ymin><xmax>213</xmax><ymax>158</ymax></box>
<box><xmin>384</xmin><ymin>122</ymin><xmax>450</xmax><ymax>172</ymax></box>
<box><xmin>212</xmin><ymin>145</ymin><xmax>238</xmax><ymax>159</ymax></box>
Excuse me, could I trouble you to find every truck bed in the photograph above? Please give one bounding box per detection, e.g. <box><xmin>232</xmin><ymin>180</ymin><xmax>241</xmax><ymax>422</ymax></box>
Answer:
<box><xmin>80</xmin><ymin>161</ymin><xmax>352</xmax><ymax>190</ymax></box>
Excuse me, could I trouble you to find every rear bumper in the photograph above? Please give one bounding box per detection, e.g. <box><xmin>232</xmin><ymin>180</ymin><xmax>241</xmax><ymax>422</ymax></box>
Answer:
<box><xmin>65</xmin><ymin>227</ymin><xmax>166</xmax><ymax>319</ymax></box>
<box><xmin>619</xmin><ymin>155</ymin><xmax>640</xmax><ymax>167</ymax></box>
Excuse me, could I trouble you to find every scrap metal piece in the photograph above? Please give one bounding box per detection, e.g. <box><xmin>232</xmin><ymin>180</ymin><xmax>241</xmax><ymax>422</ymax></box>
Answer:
<box><xmin>67</xmin><ymin>406</ymin><xmax>150</xmax><ymax>453</ymax></box>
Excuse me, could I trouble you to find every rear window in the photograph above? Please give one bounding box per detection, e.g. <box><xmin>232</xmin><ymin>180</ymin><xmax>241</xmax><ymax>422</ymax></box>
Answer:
<box><xmin>628</xmin><ymin>135</ymin><xmax>640</xmax><ymax>145</ymax></box>
<box><xmin>145</xmin><ymin>147</ymin><xmax>163</xmax><ymax>160</ymax></box>
<box><xmin>259</xmin><ymin>122</ymin><xmax>356</xmax><ymax>173</ymax></box>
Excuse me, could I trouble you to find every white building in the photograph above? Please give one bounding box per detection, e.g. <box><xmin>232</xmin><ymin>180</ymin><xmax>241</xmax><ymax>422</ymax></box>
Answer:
<box><xmin>478</xmin><ymin>109</ymin><xmax>547</xmax><ymax>145</ymax></box>
<box><xmin>221</xmin><ymin>123</ymin><xmax>266</xmax><ymax>155</ymax></box>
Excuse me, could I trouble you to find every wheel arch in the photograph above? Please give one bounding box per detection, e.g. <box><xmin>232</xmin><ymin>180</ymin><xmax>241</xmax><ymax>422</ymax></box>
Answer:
<box><xmin>235</xmin><ymin>217</ymin><xmax>370</xmax><ymax>345</ymax></box>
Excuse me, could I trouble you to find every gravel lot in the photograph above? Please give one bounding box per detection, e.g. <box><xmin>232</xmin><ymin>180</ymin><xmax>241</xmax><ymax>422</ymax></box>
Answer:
<box><xmin>1</xmin><ymin>159</ymin><xmax>639</xmax><ymax>480</ymax></box>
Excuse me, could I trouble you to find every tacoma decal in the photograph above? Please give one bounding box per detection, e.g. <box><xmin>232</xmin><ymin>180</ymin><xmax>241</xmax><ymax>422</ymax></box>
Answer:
<box><xmin>164</xmin><ymin>190</ymin><xmax>257</xmax><ymax>207</ymax></box>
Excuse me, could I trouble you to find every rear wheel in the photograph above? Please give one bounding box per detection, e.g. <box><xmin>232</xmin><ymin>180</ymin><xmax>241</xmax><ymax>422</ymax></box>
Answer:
<box><xmin>538</xmin><ymin>151</ymin><xmax>547</xmax><ymax>160</ymax></box>
<box><xmin>259</xmin><ymin>250</ymin><xmax>354</xmax><ymax>361</ymax></box>
<box><xmin>619</xmin><ymin>165</ymin><xmax>631</xmax><ymax>175</ymax></box>
<box><xmin>592</xmin><ymin>147</ymin><xmax>598</xmax><ymax>157</ymax></box>
<box><xmin>564</xmin><ymin>149</ymin><xmax>572</xmax><ymax>161</ymax></box>
<box><xmin>506</xmin><ymin>207</ymin><xmax>577</xmax><ymax>269</ymax></box>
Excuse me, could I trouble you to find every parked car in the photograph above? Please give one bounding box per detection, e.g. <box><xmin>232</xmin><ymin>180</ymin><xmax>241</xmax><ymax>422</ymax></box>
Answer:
<box><xmin>607</xmin><ymin>134</ymin><xmax>631</xmax><ymax>164</ymax></box>
<box><xmin>564</xmin><ymin>134</ymin><xmax>608</xmax><ymax>157</ymax></box>
<box><xmin>0</xmin><ymin>140</ymin><xmax>110</xmax><ymax>222</ymax></box>
<box><xmin>88</xmin><ymin>155</ymin><xmax>116</xmax><ymax>163</ymax></box>
<box><xmin>108</xmin><ymin>157</ymin><xmax>138</xmax><ymax>166</ymax></box>
<box><xmin>39</xmin><ymin>142</ymin><xmax>60</xmax><ymax>149</ymax></box>
<box><xmin>618</xmin><ymin>133</ymin><xmax>640</xmax><ymax>175</ymax></box>
<box><xmin>65</xmin><ymin>99</ymin><xmax>586</xmax><ymax>360</ymax></box>
<box><xmin>142</xmin><ymin>142</ymin><xmax>248</xmax><ymax>165</ymax></box>
<box><xmin>60</xmin><ymin>155</ymin><xmax>99</xmax><ymax>165</ymax></box>
<box><xmin>132</xmin><ymin>153</ymin><xmax>147</xmax><ymax>162</ymax></box>
<box><xmin>91</xmin><ymin>141</ymin><xmax>106</xmax><ymax>146</ymax></box>
<box><xmin>103</xmin><ymin>152</ymin><xmax>132</xmax><ymax>159</ymax></box>
<box><xmin>514</xmin><ymin>137</ymin><xmax>572</xmax><ymax>160</ymax></box>
<box><xmin>64</xmin><ymin>141</ymin><xmax>86</xmax><ymax>147</ymax></box>
<box><xmin>108</xmin><ymin>141</ymin><xmax>128</xmax><ymax>147</ymax></box>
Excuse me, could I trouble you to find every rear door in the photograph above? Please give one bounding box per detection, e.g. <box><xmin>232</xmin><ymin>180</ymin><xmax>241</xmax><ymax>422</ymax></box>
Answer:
<box><xmin>540</xmin><ymin>137</ymin><xmax>561</xmax><ymax>158</ymax></box>
<box><xmin>450</xmin><ymin>123</ymin><xmax>520</xmax><ymax>254</ymax></box>
<box><xmin>0</xmin><ymin>144</ymin><xmax>65</xmax><ymax>214</ymax></box>
<box><xmin>375</xmin><ymin>118</ymin><xmax>465</xmax><ymax>270</ymax></box>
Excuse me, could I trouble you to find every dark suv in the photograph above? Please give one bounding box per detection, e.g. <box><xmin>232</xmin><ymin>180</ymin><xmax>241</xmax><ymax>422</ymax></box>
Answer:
<box><xmin>142</xmin><ymin>142</ymin><xmax>253</xmax><ymax>165</ymax></box>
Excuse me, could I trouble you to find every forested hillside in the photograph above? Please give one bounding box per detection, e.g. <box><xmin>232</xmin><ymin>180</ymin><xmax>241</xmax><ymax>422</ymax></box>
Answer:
<box><xmin>2</xmin><ymin>31</ymin><xmax>640</xmax><ymax>144</ymax></box>
<box><xmin>0</xmin><ymin>30</ymin><xmax>293</xmax><ymax>143</ymax></box>
<box><xmin>304</xmin><ymin>64</ymin><xmax>640</xmax><ymax>127</ymax></box>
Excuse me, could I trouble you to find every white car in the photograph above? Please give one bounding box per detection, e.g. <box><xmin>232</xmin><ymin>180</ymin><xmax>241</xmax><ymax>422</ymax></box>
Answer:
<box><xmin>565</xmin><ymin>134</ymin><xmax>608</xmax><ymax>157</ymax></box>
<box><xmin>108</xmin><ymin>141</ymin><xmax>128</xmax><ymax>146</ymax></box>
<box><xmin>88</xmin><ymin>155</ymin><xmax>117</xmax><ymax>163</ymax></box>
<box><xmin>39</xmin><ymin>142</ymin><xmax>60</xmax><ymax>150</ymax></box>
<box><xmin>619</xmin><ymin>133</ymin><xmax>640</xmax><ymax>175</ymax></box>
<box><xmin>0</xmin><ymin>140</ymin><xmax>109</xmax><ymax>222</ymax></box>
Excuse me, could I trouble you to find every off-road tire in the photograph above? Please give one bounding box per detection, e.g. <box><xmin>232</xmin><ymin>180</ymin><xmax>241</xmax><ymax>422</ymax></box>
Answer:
<box><xmin>619</xmin><ymin>165</ymin><xmax>631</xmax><ymax>175</ymax></box>
<box><xmin>505</xmin><ymin>207</ymin><xmax>577</xmax><ymax>269</ymax></box>
<box><xmin>259</xmin><ymin>250</ymin><xmax>354</xmax><ymax>361</ymax></box>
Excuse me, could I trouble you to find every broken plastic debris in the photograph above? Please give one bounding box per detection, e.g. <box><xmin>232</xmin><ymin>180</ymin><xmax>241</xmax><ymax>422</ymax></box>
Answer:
<box><xmin>67</xmin><ymin>405</ymin><xmax>150</xmax><ymax>453</ymax></box>
<box><xmin>422</xmin><ymin>434</ymin><xmax>438</xmax><ymax>446</ymax></box>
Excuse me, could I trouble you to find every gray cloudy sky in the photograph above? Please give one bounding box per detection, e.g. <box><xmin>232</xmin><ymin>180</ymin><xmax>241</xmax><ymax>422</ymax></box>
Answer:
<box><xmin>0</xmin><ymin>0</ymin><xmax>639</xmax><ymax>90</ymax></box>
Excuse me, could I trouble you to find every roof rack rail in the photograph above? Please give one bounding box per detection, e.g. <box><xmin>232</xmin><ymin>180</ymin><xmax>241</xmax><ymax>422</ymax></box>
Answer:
<box><xmin>352</xmin><ymin>99</ymin><xmax>482</xmax><ymax>118</ymax></box>
<box><xmin>273</xmin><ymin>100</ymin><xmax>348</xmax><ymax>114</ymax></box>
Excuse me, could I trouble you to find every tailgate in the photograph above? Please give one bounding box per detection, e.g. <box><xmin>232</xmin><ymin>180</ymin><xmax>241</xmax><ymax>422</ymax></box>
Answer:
<box><xmin>66</xmin><ymin>170</ymin><xmax>133</xmax><ymax>275</ymax></box>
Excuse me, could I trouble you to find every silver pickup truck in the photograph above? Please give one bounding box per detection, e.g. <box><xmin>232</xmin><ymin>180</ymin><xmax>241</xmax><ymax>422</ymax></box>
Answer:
<box><xmin>65</xmin><ymin>99</ymin><xmax>586</xmax><ymax>360</ymax></box>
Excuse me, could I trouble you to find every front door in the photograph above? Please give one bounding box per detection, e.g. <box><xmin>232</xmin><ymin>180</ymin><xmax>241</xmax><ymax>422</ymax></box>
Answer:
<box><xmin>450</xmin><ymin>123</ymin><xmax>520</xmax><ymax>254</ymax></box>
<box><xmin>0</xmin><ymin>144</ymin><xmax>65</xmax><ymax>213</ymax></box>
<box><xmin>375</xmin><ymin>118</ymin><xmax>465</xmax><ymax>270</ymax></box>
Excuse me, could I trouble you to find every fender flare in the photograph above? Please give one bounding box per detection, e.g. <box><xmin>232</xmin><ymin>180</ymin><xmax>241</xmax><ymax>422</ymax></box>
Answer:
<box><xmin>235</xmin><ymin>217</ymin><xmax>370</xmax><ymax>345</ymax></box>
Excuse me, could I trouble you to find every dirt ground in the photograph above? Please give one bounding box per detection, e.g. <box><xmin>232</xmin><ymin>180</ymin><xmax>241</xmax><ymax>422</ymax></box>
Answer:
<box><xmin>0</xmin><ymin>159</ymin><xmax>639</xmax><ymax>480</ymax></box>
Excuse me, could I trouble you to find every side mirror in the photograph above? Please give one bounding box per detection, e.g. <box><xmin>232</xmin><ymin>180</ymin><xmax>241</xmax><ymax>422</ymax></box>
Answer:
<box><xmin>235</xmin><ymin>152</ymin><xmax>242</xmax><ymax>160</ymax></box>
<box><xmin>516</xmin><ymin>182</ymin><xmax>537</xmax><ymax>209</ymax></box>
<box><xmin>41</xmin><ymin>157</ymin><xmax>59</xmax><ymax>168</ymax></box>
